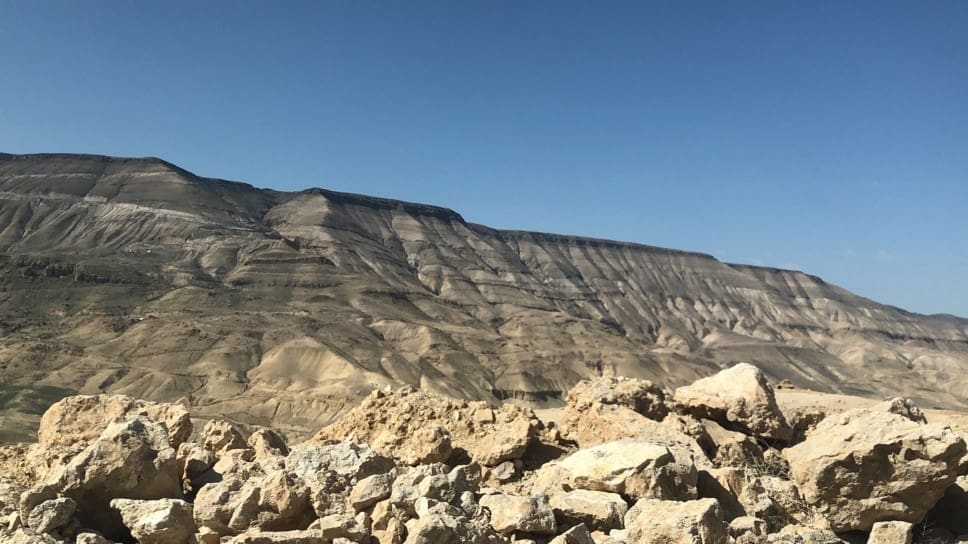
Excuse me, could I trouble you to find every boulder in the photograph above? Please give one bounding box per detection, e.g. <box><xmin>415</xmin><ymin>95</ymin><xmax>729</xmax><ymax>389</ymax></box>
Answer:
<box><xmin>548</xmin><ymin>523</ymin><xmax>595</xmax><ymax>544</ymax></box>
<box><xmin>478</xmin><ymin>492</ymin><xmax>556</xmax><ymax>535</ymax></box>
<box><xmin>202</xmin><ymin>419</ymin><xmax>249</xmax><ymax>454</ymax></box>
<box><xmin>624</xmin><ymin>498</ymin><xmax>726</xmax><ymax>544</ymax></box>
<box><xmin>350</xmin><ymin>473</ymin><xmax>394</xmax><ymax>511</ymax></box>
<box><xmin>540</xmin><ymin>439</ymin><xmax>697</xmax><ymax>501</ymax></box>
<box><xmin>285</xmin><ymin>441</ymin><xmax>392</xmax><ymax>494</ymax></box>
<box><xmin>872</xmin><ymin>398</ymin><xmax>927</xmax><ymax>424</ymax></box>
<box><xmin>674</xmin><ymin>363</ymin><xmax>792</xmax><ymax>442</ymax></box>
<box><xmin>403</xmin><ymin>508</ymin><xmax>500</xmax><ymax>544</ymax></box>
<box><xmin>0</xmin><ymin>478</ymin><xmax>26</xmax><ymax>517</ymax></box>
<box><xmin>565</xmin><ymin>376</ymin><xmax>670</xmax><ymax>422</ymax></box>
<box><xmin>37</xmin><ymin>395</ymin><xmax>192</xmax><ymax>454</ymax></box>
<box><xmin>256</xmin><ymin>470</ymin><xmax>314</xmax><ymax>530</ymax></box>
<box><xmin>226</xmin><ymin>530</ymin><xmax>324</xmax><ymax>544</ymax></box>
<box><xmin>20</xmin><ymin>416</ymin><xmax>182</xmax><ymax>539</ymax></box>
<box><xmin>75</xmin><ymin>533</ymin><xmax>110</xmax><ymax>544</ymax></box>
<box><xmin>868</xmin><ymin>521</ymin><xmax>914</xmax><ymax>544</ymax></box>
<box><xmin>474</xmin><ymin>409</ymin><xmax>535</xmax><ymax>466</ymax></box>
<box><xmin>3</xmin><ymin>529</ymin><xmax>59</xmax><ymax>544</ymax></box>
<box><xmin>548</xmin><ymin>489</ymin><xmax>627</xmax><ymax>532</ymax></box>
<box><xmin>374</xmin><ymin>425</ymin><xmax>452</xmax><ymax>466</ymax></box>
<box><xmin>783</xmin><ymin>409</ymin><xmax>966</xmax><ymax>531</ymax></box>
<box><xmin>27</xmin><ymin>497</ymin><xmax>76</xmax><ymax>534</ymax></box>
<box><xmin>312</xmin><ymin>387</ymin><xmax>542</xmax><ymax>467</ymax></box>
<box><xmin>110</xmin><ymin>498</ymin><xmax>196</xmax><ymax>544</ymax></box>
<box><xmin>561</xmin><ymin>402</ymin><xmax>710</xmax><ymax>466</ymax></box>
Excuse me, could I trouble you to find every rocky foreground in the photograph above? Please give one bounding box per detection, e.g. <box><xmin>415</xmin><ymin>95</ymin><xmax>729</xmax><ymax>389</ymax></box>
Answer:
<box><xmin>0</xmin><ymin>363</ymin><xmax>966</xmax><ymax>544</ymax></box>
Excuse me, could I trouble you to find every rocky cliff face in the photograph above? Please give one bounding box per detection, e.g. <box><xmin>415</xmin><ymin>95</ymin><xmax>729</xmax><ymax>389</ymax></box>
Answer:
<box><xmin>0</xmin><ymin>152</ymin><xmax>966</xmax><ymax>438</ymax></box>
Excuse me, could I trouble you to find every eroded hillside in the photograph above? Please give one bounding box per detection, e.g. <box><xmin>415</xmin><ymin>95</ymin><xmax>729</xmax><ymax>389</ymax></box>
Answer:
<box><xmin>1</xmin><ymin>152</ymin><xmax>966</xmax><ymax>439</ymax></box>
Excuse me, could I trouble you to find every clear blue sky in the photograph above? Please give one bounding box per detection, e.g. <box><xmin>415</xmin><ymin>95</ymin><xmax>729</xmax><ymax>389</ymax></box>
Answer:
<box><xmin>1</xmin><ymin>1</ymin><xmax>966</xmax><ymax>317</ymax></box>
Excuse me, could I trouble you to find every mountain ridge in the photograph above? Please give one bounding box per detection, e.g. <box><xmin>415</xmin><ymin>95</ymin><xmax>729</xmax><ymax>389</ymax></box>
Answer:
<box><xmin>0</xmin><ymin>152</ymin><xmax>965</xmax><ymax>441</ymax></box>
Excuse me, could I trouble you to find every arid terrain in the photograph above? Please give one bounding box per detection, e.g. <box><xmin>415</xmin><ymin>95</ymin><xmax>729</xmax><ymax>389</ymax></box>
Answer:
<box><xmin>1</xmin><ymin>152</ymin><xmax>967</xmax><ymax>442</ymax></box>
<box><xmin>0</xmin><ymin>365</ymin><xmax>965</xmax><ymax>543</ymax></box>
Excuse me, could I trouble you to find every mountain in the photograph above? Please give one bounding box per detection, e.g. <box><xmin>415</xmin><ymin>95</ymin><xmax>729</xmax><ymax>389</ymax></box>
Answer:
<box><xmin>1</xmin><ymin>152</ymin><xmax>966</xmax><ymax>440</ymax></box>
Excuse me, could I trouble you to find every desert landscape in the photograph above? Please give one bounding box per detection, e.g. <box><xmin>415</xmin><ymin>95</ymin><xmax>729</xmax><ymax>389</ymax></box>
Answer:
<box><xmin>0</xmin><ymin>153</ymin><xmax>965</xmax><ymax>543</ymax></box>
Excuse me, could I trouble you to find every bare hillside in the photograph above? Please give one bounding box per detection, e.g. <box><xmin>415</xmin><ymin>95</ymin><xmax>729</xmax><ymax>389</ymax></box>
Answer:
<box><xmin>1</xmin><ymin>152</ymin><xmax>965</xmax><ymax>439</ymax></box>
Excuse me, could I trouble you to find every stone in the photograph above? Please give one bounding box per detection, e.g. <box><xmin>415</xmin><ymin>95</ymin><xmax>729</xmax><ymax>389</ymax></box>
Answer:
<box><xmin>565</xmin><ymin>376</ymin><xmax>670</xmax><ymax>422</ymax></box>
<box><xmin>548</xmin><ymin>439</ymin><xmax>697</xmax><ymax>500</ymax></box>
<box><xmin>479</xmin><ymin>492</ymin><xmax>556</xmax><ymax>535</ymax></box>
<box><xmin>256</xmin><ymin>470</ymin><xmax>314</xmax><ymax>530</ymax></box>
<box><xmin>27</xmin><ymin>497</ymin><xmax>76</xmax><ymax>534</ymax></box>
<box><xmin>403</xmin><ymin>510</ymin><xmax>499</xmax><ymax>544</ymax></box>
<box><xmin>488</xmin><ymin>461</ymin><xmax>517</xmax><ymax>483</ymax></box>
<box><xmin>37</xmin><ymin>395</ymin><xmax>192</xmax><ymax>454</ymax></box>
<box><xmin>475</xmin><ymin>410</ymin><xmax>535</xmax><ymax>466</ymax></box>
<box><xmin>699</xmin><ymin>418</ymin><xmax>764</xmax><ymax>467</ymax></box>
<box><xmin>376</xmin><ymin>424</ymin><xmax>453</xmax><ymax>466</ymax></box>
<box><xmin>3</xmin><ymin>529</ymin><xmax>59</xmax><ymax>544</ymax></box>
<box><xmin>674</xmin><ymin>363</ymin><xmax>792</xmax><ymax>441</ymax></box>
<box><xmin>226</xmin><ymin>530</ymin><xmax>324</xmax><ymax>544</ymax></box>
<box><xmin>0</xmin><ymin>478</ymin><xmax>25</xmax><ymax>517</ymax></box>
<box><xmin>202</xmin><ymin>419</ymin><xmax>249</xmax><ymax>454</ymax></box>
<box><xmin>75</xmin><ymin>533</ymin><xmax>110</xmax><ymax>544</ymax></box>
<box><xmin>548</xmin><ymin>489</ymin><xmax>627</xmax><ymax>532</ymax></box>
<box><xmin>248</xmin><ymin>428</ymin><xmax>290</xmax><ymax>459</ymax></box>
<box><xmin>110</xmin><ymin>498</ymin><xmax>195</xmax><ymax>544</ymax></box>
<box><xmin>285</xmin><ymin>441</ymin><xmax>392</xmax><ymax>494</ymax></box>
<box><xmin>624</xmin><ymin>498</ymin><xmax>726</xmax><ymax>544</ymax></box>
<box><xmin>868</xmin><ymin>521</ymin><xmax>914</xmax><ymax>544</ymax></box>
<box><xmin>20</xmin><ymin>416</ymin><xmax>182</xmax><ymax>539</ymax></box>
<box><xmin>350</xmin><ymin>473</ymin><xmax>394</xmax><ymax>511</ymax></box>
<box><xmin>728</xmin><ymin>515</ymin><xmax>767</xmax><ymax>538</ymax></box>
<box><xmin>176</xmin><ymin>442</ymin><xmax>214</xmax><ymax>492</ymax></box>
<box><xmin>549</xmin><ymin>523</ymin><xmax>595</xmax><ymax>544</ymax></box>
<box><xmin>783</xmin><ymin>408</ymin><xmax>966</xmax><ymax>531</ymax></box>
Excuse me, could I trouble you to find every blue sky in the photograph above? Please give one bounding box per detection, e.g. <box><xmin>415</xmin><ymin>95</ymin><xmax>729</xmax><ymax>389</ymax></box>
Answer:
<box><xmin>1</xmin><ymin>1</ymin><xmax>966</xmax><ymax>316</ymax></box>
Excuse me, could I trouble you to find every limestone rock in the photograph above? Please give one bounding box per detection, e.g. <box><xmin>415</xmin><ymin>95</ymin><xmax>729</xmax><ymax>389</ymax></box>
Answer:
<box><xmin>872</xmin><ymin>398</ymin><xmax>927</xmax><ymax>424</ymax></box>
<box><xmin>548</xmin><ymin>489</ymin><xmax>627</xmax><ymax>532</ymax></box>
<box><xmin>561</xmin><ymin>402</ymin><xmax>709</xmax><ymax>467</ymax></box>
<box><xmin>375</xmin><ymin>424</ymin><xmax>452</xmax><ymax>466</ymax></box>
<box><xmin>479</xmin><ymin>492</ymin><xmax>556</xmax><ymax>535</ymax></box>
<box><xmin>3</xmin><ymin>529</ymin><xmax>59</xmax><ymax>544</ymax></box>
<box><xmin>37</xmin><ymin>395</ymin><xmax>192</xmax><ymax>454</ymax></box>
<box><xmin>75</xmin><ymin>533</ymin><xmax>111</xmax><ymax>544</ymax></box>
<box><xmin>312</xmin><ymin>388</ymin><xmax>542</xmax><ymax>467</ymax></box>
<box><xmin>27</xmin><ymin>497</ymin><xmax>76</xmax><ymax>534</ymax></box>
<box><xmin>783</xmin><ymin>408</ymin><xmax>966</xmax><ymax>531</ymax></box>
<box><xmin>699</xmin><ymin>418</ymin><xmax>764</xmax><ymax>467</ymax></box>
<box><xmin>248</xmin><ymin>428</ymin><xmax>290</xmax><ymax>459</ymax></box>
<box><xmin>110</xmin><ymin>498</ymin><xmax>196</xmax><ymax>544</ymax></box>
<box><xmin>868</xmin><ymin>521</ymin><xmax>914</xmax><ymax>544</ymax></box>
<box><xmin>565</xmin><ymin>376</ymin><xmax>670</xmax><ymax>422</ymax></box>
<box><xmin>403</xmin><ymin>509</ymin><xmax>500</xmax><ymax>544</ymax></box>
<box><xmin>20</xmin><ymin>416</ymin><xmax>182</xmax><ymax>539</ymax></box>
<box><xmin>226</xmin><ymin>530</ymin><xmax>324</xmax><ymax>544</ymax></box>
<box><xmin>674</xmin><ymin>363</ymin><xmax>792</xmax><ymax>441</ymax></box>
<box><xmin>256</xmin><ymin>470</ymin><xmax>314</xmax><ymax>530</ymax></box>
<box><xmin>624</xmin><ymin>498</ymin><xmax>726</xmax><ymax>544</ymax></box>
<box><xmin>350</xmin><ymin>473</ymin><xmax>394</xmax><ymax>511</ymax></box>
<box><xmin>543</xmin><ymin>439</ymin><xmax>697</xmax><ymax>500</ymax></box>
<box><xmin>202</xmin><ymin>419</ymin><xmax>249</xmax><ymax>454</ymax></box>
<box><xmin>0</xmin><ymin>478</ymin><xmax>26</xmax><ymax>517</ymax></box>
<box><xmin>549</xmin><ymin>523</ymin><xmax>595</xmax><ymax>544</ymax></box>
<box><xmin>285</xmin><ymin>441</ymin><xmax>392</xmax><ymax>494</ymax></box>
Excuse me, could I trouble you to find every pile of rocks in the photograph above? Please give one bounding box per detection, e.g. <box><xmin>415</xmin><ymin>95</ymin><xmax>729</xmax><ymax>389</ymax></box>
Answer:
<box><xmin>0</xmin><ymin>362</ymin><xmax>965</xmax><ymax>544</ymax></box>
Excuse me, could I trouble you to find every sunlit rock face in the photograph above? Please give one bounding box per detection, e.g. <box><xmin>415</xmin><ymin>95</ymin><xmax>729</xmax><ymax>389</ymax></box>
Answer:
<box><xmin>1</xmin><ymin>152</ymin><xmax>966</xmax><ymax>437</ymax></box>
